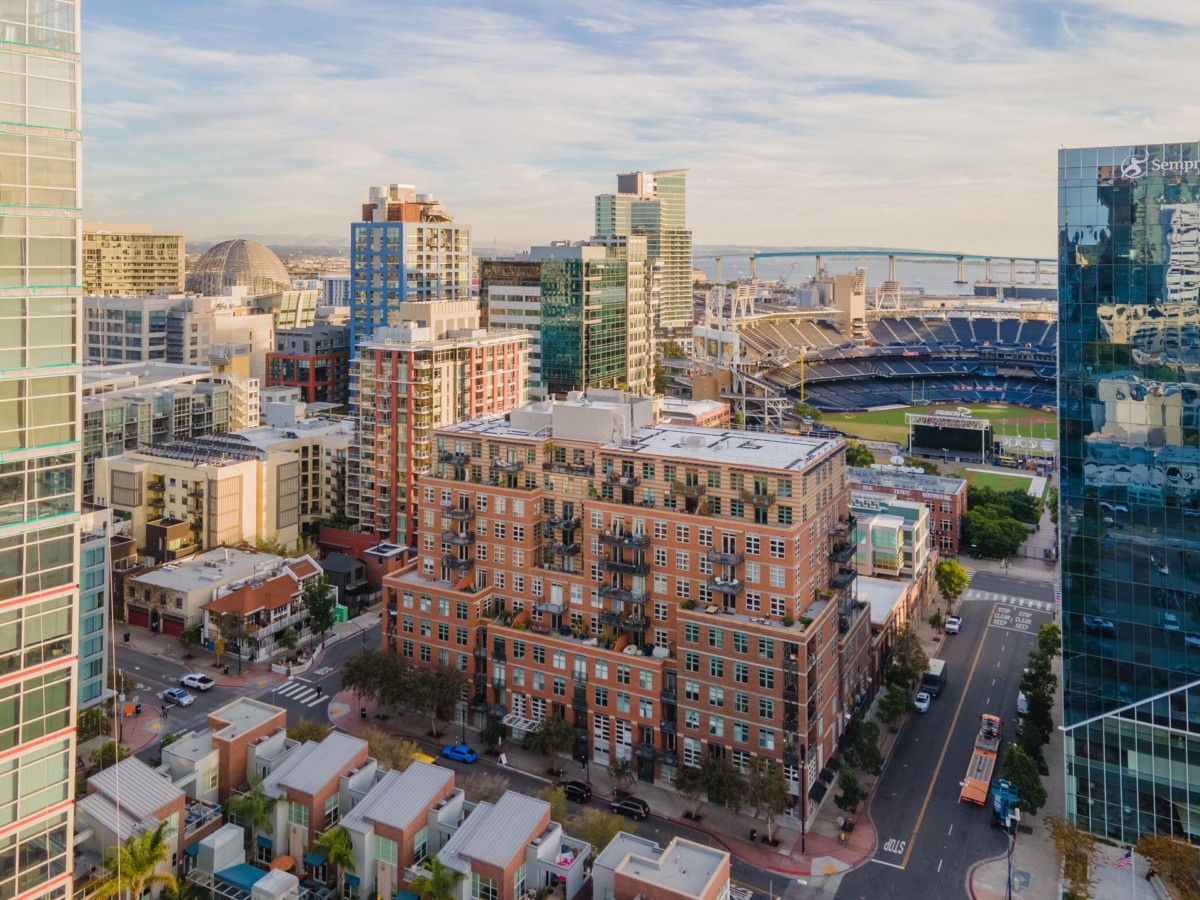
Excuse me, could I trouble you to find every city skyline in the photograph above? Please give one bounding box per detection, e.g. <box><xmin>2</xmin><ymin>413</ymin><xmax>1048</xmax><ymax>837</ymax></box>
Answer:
<box><xmin>83</xmin><ymin>1</ymin><xmax>1200</xmax><ymax>256</ymax></box>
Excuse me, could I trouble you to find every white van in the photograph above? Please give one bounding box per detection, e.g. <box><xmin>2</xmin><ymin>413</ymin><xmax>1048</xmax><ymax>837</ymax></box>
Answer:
<box><xmin>1017</xmin><ymin>692</ymin><xmax>1029</xmax><ymax>717</ymax></box>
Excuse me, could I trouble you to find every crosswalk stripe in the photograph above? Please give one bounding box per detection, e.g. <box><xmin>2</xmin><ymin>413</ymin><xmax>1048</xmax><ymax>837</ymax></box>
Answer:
<box><xmin>276</xmin><ymin>682</ymin><xmax>308</xmax><ymax>697</ymax></box>
<box><xmin>304</xmin><ymin>695</ymin><xmax>328</xmax><ymax>707</ymax></box>
<box><xmin>961</xmin><ymin>589</ymin><xmax>1054</xmax><ymax>612</ymax></box>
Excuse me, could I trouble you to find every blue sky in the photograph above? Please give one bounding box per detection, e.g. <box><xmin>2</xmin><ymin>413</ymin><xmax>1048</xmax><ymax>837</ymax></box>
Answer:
<box><xmin>83</xmin><ymin>1</ymin><xmax>1200</xmax><ymax>254</ymax></box>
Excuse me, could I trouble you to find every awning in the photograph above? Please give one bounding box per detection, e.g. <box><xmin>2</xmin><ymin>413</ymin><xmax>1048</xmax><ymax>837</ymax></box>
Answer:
<box><xmin>215</xmin><ymin>864</ymin><xmax>266</xmax><ymax>892</ymax></box>
<box><xmin>303</xmin><ymin>852</ymin><xmax>327</xmax><ymax>867</ymax></box>
<box><xmin>256</xmin><ymin>835</ymin><xmax>273</xmax><ymax>849</ymax></box>
<box><xmin>183</xmin><ymin>843</ymin><xmax>199</xmax><ymax>858</ymax></box>
<box><xmin>809</xmin><ymin>782</ymin><xmax>829</xmax><ymax>803</ymax></box>
<box><xmin>344</xmin><ymin>874</ymin><xmax>360</xmax><ymax>887</ymax></box>
<box><xmin>394</xmin><ymin>892</ymin><xmax>419</xmax><ymax>900</ymax></box>
<box><xmin>818</xmin><ymin>767</ymin><xmax>834</xmax><ymax>785</ymax></box>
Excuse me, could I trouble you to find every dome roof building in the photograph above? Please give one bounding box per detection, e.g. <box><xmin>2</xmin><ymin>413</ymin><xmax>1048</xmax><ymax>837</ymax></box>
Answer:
<box><xmin>186</xmin><ymin>239</ymin><xmax>291</xmax><ymax>296</ymax></box>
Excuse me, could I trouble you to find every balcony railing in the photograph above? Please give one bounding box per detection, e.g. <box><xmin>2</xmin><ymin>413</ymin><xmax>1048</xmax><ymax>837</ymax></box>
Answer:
<box><xmin>608</xmin><ymin>472</ymin><xmax>641</xmax><ymax>487</ymax></box>
<box><xmin>829</xmin><ymin>541</ymin><xmax>855</xmax><ymax>564</ymax></box>
<box><xmin>542</xmin><ymin>462</ymin><xmax>595</xmax><ymax>477</ymax></box>
<box><xmin>620</xmin><ymin>613</ymin><xmax>648</xmax><ymax>631</ymax></box>
<box><xmin>741</xmin><ymin>490</ymin><xmax>777</xmax><ymax>507</ymax></box>
<box><xmin>705</xmin><ymin>550</ymin><xmax>744</xmax><ymax>567</ymax></box>
<box><xmin>599</xmin><ymin>584</ymin><xmax>633</xmax><ymax>604</ymax></box>
<box><xmin>257</xmin><ymin>610</ymin><xmax>308</xmax><ymax>639</ymax></box>
<box><xmin>548</xmin><ymin>541</ymin><xmax>581</xmax><ymax>557</ymax></box>
<box><xmin>491</xmin><ymin>460</ymin><xmax>523</xmax><ymax>474</ymax></box>
<box><xmin>147</xmin><ymin>479</ymin><xmax>165</xmax><ymax>492</ymax></box>
<box><xmin>441</xmin><ymin>530</ymin><xmax>476</xmax><ymax>546</ymax></box>
<box><xmin>439</xmin><ymin>451</ymin><xmax>469</xmax><ymax>466</ymax></box>
<box><xmin>707</xmin><ymin>575</ymin><xmax>745</xmax><ymax>596</ymax></box>
<box><xmin>548</xmin><ymin>514</ymin><xmax>581</xmax><ymax>531</ymax></box>
<box><xmin>671</xmin><ymin>480</ymin><xmax>707</xmax><ymax>498</ymax></box>
<box><xmin>831</xmin><ymin>567</ymin><xmax>857</xmax><ymax>590</ymax></box>
<box><xmin>441</xmin><ymin>504</ymin><xmax>475</xmax><ymax>521</ymax></box>
<box><xmin>601</xmin><ymin>558</ymin><xmax>650</xmax><ymax>576</ymax></box>
<box><xmin>599</xmin><ymin>530</ymin><xmax>650</xmax><ymax>548</ymax></box>
<box><xmin>442</xmin><ymin>555</ymin><xmax>475</xmax><ymax>572</ymax></box>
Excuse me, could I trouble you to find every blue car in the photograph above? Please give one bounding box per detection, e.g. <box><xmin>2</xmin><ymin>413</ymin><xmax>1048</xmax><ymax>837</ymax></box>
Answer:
<box><xmin>440</xmin><ymin>744</ymin><xmax>478</xmax><ymax>764</ymax></box>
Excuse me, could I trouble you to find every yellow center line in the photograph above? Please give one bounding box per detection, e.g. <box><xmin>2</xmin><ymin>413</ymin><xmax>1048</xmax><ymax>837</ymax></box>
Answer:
<box><xmin>899</xmin><ymin>601</ymin><xmax>997</xmax><ymax>869</ymax></box>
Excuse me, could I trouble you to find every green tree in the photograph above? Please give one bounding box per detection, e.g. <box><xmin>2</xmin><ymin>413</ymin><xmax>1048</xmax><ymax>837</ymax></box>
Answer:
<box><xmin>1047</xmin><ymin>485</ymin><xmax>1060</xmax><ymax>527</ymax></box>
<box><xmin>287</xmin><ymin>718</ymin><xmax>331</xmax><ymax>742</ymax></box>
<box><xmin>341</xmin><ymin>650</ymin><xmax>411</xmax><ymax>711</ymax></box>
<box><xmin>844</xmin><ymin>441</ymin><xmax>875</xmax><ymax>468</ymax></box>
<box><xmin>902</xmin><ymin>455</ymin><xmax>941</xmax><ymax>475</ymax></box>
<box><xmin>607</xmin><ymin>758</ymin><xmax>636</xmax><ymax>794</ymax></box>
<box><xmin>1047</xmin><ymin>816</ymin><xmax>1100</xmax><ymax>900</ymax></box>
<box><xmin>834</xmin><ymin>770</ymin><xmax>862</xmax><ymax>815</ymax></box>
<box><xmin>793</xmin><ymin>402</ymin><xmax>823</xmax><ymax>422</ymax></box>
<box><xmin>524</xmin><ymin>714</ymin><xmax>576</xmax><ymax>775</ymax></box>
<box><xmin>661</xmin><ymin>340</ymin><xmax>687</xmax><ymax>360</ymax></box>
<box><xmin>179</xmin><ymin>623</ymin><xmax>202</xmax><ymax>659</ymax></box>
<box><xmin>935</xmin><ymin>559</ymin><xmax>970</xmax><ymax>610</ymax></box>
<box><xmin>1037</xmin><ymin>622</ymin><xmax>1062</xmax><ymax>661</ymax></box>
<box><xmin>746</xmin><ymin>759</ymin><xmax>790</xmax><ymax>842</ymax></box>
<box><xmin>877</xmin><ymin>683</ymin><xmax>911</xmax><ymax>728</ymax></box>
<box><xmin>314</xmin><ymin>825</ymin><xmax>355</xmax><ymax>894</ymax></box>
<box><xmin>409</xmin><ymin>666</ymin><xmax>469</xmax><ymax>739</ymax></box>
<box><xmin>225</xmin><ymin>774</ymin><xmax>277</xmax><ymax>852</ymax></box>
<box><xmin>407</xmin><ymin>857</ymin><xmax>465</xmax><ymax>900</ymax></box>
<box><xmin>303</xmin><ymin>576</ymin><xmax>337</xmax><ymax>648</ymax></box>
<box><xmin>886</xmin><ymin>626</ymin><xmax>929</xmax><ymax>689</ymax></box>
<box><xmin>577</xmin><ymin>807</ymin><xmax>634</xmax><ymax>864</ymax></box>
<box><xmin>541</xmin><ymin>784</ymin><xmax>567</xmax><ymax>822</ymax></box>
<box><xmin>90</xmin><ymin>740</ymin><xmax>130</xmax><ymax>771</ymax></box>
<box><xmin>95</xmin><ymin>821</ymin><xmax>177</xmax><ymax>900</ymax></box>
<box><xmin>674</xmin><ymin>765</ymin><xmax>707</xmax><ymax>818</ymax></box>
<box><xmin>1017</xmin><ymin>716</ymin><xmax>1051</xmax><ymax>776</ymax></box>
<box><xmin>843</xmin><ymin>717</ymin><xmax>883</xmax><ymax>776</ymax></box>
<box><xmin>653</xmin><ymin>358</ymin><xmax>667</xmax><ymax>394</ymax></box>
<box><xmin>277</xmin><ymin>627</ymin><xmax>298</xmax><ymax>656</ymax></box>
<box><xmin>1003</xmin><ymin>745</ymin><xmax>1047</xmax><ymax>816</ymax></box>
<box><xmin>929</xmin><ymin>608</ymin><xmax>944</xmax><ymax>632</ymax></box>
<box><xmin>700</xmin><ymin>755</ymin><xmax>746</xmax><ymax>811</ymax></box>
<box><xmin>479</xmin><ymin>717</ymin><xmax>505</xmax><ymax>752</ymax></box>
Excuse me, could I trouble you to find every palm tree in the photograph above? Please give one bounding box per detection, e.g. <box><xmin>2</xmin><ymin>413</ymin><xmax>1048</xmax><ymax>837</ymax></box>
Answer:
<box><xmin>225</xmin><ymin>774</ymin><xmax>277</xmax><ymax>854</ymax></box>
<box><xmin>407</xmin><ymin>857</ymin><xmax>464</xmax><ymax>900</ymax></box>
<box><xmin>314</xmin><ymin>825</ymin><xmax>355</xmax><ymax>893</ymax></box>
<box><xmin>95</xmin><ymin>821</ymin><xmax>177</xmax><ymax>900</ymax></box>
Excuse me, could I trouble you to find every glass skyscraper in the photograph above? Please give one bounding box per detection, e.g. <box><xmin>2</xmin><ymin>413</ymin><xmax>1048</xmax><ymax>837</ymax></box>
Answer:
<box><xmin>0</xmin><ymin>2</ymin><xmax>82</xmax><ymax>898</ymax></box>
<box><xmin>1060</xmin><ymin>141</ymin><xmax>1200</xmax><ymax>843</ymax></box>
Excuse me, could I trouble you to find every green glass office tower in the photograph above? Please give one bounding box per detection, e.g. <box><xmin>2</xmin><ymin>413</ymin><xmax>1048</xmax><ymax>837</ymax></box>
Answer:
<box><xmin>1060</xmin><ymin>142</ymin><xmax>1200</xmax><ymax>844</ymax></box>
<box><xmin>595</xmin><ymin>170</ymin><xmax>692</xmax><ymax>336</ymax></box>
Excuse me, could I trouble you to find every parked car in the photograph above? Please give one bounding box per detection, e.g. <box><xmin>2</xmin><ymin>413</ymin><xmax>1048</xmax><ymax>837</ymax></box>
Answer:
<box><xmin>609</xmin><ymin>796</ymin><xmax>650</xmax><ymax>820</ymax></box>
<box><xmin>913</xmin><ymin>692</ymin><xmax>931</xmax><ymax>713</ymax></box>
<box><xmin>162</xmin><ymin>688</ymin><xmax>194</xmax><ymax>706</ymax></box>
<box><xmin>945</xmin><ymin>616</ymin><xmax>962</xmax><ymax>634</ymax></box>
<box><xmin>1083</xmin><ymin>616</ymin><xmax>1117</xmax><ymax>635</ymax></box>
<box><xmin>563</xmin><ymin>781</ymin><xmax>592</xmax><ymax>803</ymax></box>
<box><xmin>1017</xmin><ymin>691</ymin><xmax>1029</xmax><ymax>717</ymax></box>
<box><xmin>440</xmin><ymin>744</ymin><xmax>478</xmax><ymax>764</ymax></box>
<box><xmin>180</xmin><ymin>673</ymin><xmax>215</xmax><ymax>691</ymax></box>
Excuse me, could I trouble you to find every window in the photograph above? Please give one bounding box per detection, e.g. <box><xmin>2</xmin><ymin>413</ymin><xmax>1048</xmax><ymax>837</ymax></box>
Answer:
<box><xmin>734</xmin><ymin>691</ymin><xmax>749</xmax><ymax>713</ymax></box>
<box><xmin>675</xmin><ymin>550</ymin><xmax>690</xmax><ymax>570</ymax></box>
<box><xmin>512</xmin><ymin>640</ymin><xmax>525</xmax><ymax>659</ymax></box>
<box><xmin>676</xmin><ymin>524</ymin><xmax>690</xmax><ymax>543</ymax></box>
<box><xmin>638</xmin><ymin>669</ymin><xmax>653</xmax><ymax>690</ymax></box>
<box><xmin>733</xmin><ymin>632</ymin><xmax>748</xmax><ymax>654</ymax></box>
<box><xmin>759</xmin><ymin>697</ymin><xmax>775</xmax><ymax>719</ymax></box>
<box><xmin>288</xmin><ymin>801</ymin><xmax>309</xmax><ymax>827</ymax></box>
<box><xmin>708</xmin><ymin>627</ymin><xmax>723</xmax><ymax>649</ymax></box>
<box><xmin>769</xmin><ymin>565</ymin><xmax>785</xmax><ymax>587</ymax></box>
<box><xmin>533</xmin><ymin>646</ymin><xmax>545</xmax><ymax>664</ymax></box>
<box><xmin>553</xmin><ymin>677</ymin><xmax>566</xmax><ymax>696</ymax></box>
<box><xmin>758</xmin><ymin>637</ymin><xmax>775</xmax><ymax>659</ymax></box>
<box><xmin>553</xmin><ymin>650</ymin><xmax>566</xmax><ymax>670</ymax></box>
<box><xmin>746</xmin><ymin>591</ymin><xmax>761</xmax><ymax>613</ymax></box>
<box><xmin>709</xmin><ymin>715</ymin><xmax>724</xmax><ymax>738</ymax></box>
<box><xmin>684</xmin><ymin>622</ymin><xmax>698</xmax><ymax>644</ymax></box>
<box><xmin>709</xmin><ymin>686</ymin><xmax>724</xmax><ymax>707</ymax></box>
<box><xmin>654</xmin><ymin>548</ymin><xmax>667</xmax><ymax>567</ymax></box>
<box><xmin>685</xmin><ymin>709</ymin><xmax>700</xmax><ymax>730</ymax></box>
<box><xmin>324</xmin><ymin>794</ymin><xmax>339</xmax><ymax>828</ymax></box>
<box><xmin>639</xmin><ymin>697</ymin><xmax>653</xmax><ymax>719</ymax></box>
<box><xmin>770</xmin><ymin>538</ymin><xmax>785</xmax><ymax>558</ymax></box>
<box><xmin>594</xmin><ymin>658</ymin><xmax>608</xmax><ymax>680</ymax></box>
<box><xmin>617</xmin><ymin>692</ymin><xmax>630</xmax><ymax>713</ymax></box>
<box><xmin>616</xmin><ymin>664</ymin><xmax>630</xmax><ymax>684</ymax></box>
<box><xmin>770</xmin><ymin>596</ymin><xmax>786</xmax><ymax>617</ymax></box>
<box><xmin>594</xmin><ymin>686</ymin><xmax>608</xmax><ymax>706</ymax></box>
<box><xmin>699</xmin><ymin>527</ymin><xmax>712</xmax><ymax>547</ymax></box>
<box><xmin>734</xmin><ymin>662</ymin><xmax>749</xmax><ymax>684</ymax></box>
<box><xmin>759</xmin><ymin>729</ymin><xmax>776</xmax><ymax>751</ymax></box>
<box><xmin>745</xmin><ymin>535</ymin><xmax>760</xmax><ymax>555</ymax></box>
<box><xmin>709</xmin><ymin>658</ymin><xmax>724</xmax><ymax>678</ymax></box>
<box><xmin>733</xmin><ymin>721</ymin><xmax>750</xmax><ymax>743</ymax></box>
<box><xmin>471</xmin><ymin>873</ymin><xmax>497</xmax><ymax>900</ymax></box>
<box><xmin>374</xmin><ymin>835</ymin><xmax>397</xmax><ymax>867</ymax></box>
<box><xmin>513</xmin><ymin>864</ymin><xmax>526</xmax><ymax>898</ymax></box>
<box><xmin>654</xmin><ymin>601</ymin><xmax>668</xmax><ymax>621</ymax></box>
<box><xmin>684</xmin><ymin>680</ymin><xmax>700</xmax><ymax>702</ymax></box>
<box><xmin>759</xmin><ymin>668</ymin><xmax>775</xmax><ymax>690</ymax></box>
<box><xmin>684</xmin><ymin>651</ymin><xmax>699</xmax><ymax>672</ymax></box>
<box><xmin>654</xmin><ymin>521</ymin><xmax>667</xmax><ymax>538</ymax></box>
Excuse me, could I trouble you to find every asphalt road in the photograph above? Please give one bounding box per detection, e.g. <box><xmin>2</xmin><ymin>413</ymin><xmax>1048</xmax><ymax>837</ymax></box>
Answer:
<box><xmin>834</xmin><ymin>573</ymin><xmax>1055</xmax><ymax>900</ymax></box>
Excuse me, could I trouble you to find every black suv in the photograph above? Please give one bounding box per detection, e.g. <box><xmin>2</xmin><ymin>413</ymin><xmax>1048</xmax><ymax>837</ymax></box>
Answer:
<box><xmin>609</xmin><ymin>796</ymin><xmax>650</xmax><ymax>820</ymax></box>
<box><xmin>562</xmin><ymin>781</ymin><xmax>591</xmax><ymax>803</ymax></box>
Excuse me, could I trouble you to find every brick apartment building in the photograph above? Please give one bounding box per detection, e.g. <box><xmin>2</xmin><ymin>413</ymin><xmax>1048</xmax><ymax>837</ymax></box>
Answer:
<box><xmin>848</xmin><ymin>465</ymin><xmax>968</xmax><ymax>557</ymax></box>
<box><xmin>383</xmin><ymin>393</ymin><xmax>872</xmax><ymax>820</ymax></box>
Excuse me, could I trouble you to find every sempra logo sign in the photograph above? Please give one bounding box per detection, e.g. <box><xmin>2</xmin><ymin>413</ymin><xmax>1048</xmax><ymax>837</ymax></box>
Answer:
<box><xmin>1120</xmin><ymin>152</ymin><xmax>1200</xmax><ymax>179</ymax></box>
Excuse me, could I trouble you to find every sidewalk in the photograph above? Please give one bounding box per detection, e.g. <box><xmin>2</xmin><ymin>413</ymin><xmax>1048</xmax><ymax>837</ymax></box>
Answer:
<box><xmin>326</xmin><ymin>688</ymin><xmax>876</xmax><ymax>880</ymax></box>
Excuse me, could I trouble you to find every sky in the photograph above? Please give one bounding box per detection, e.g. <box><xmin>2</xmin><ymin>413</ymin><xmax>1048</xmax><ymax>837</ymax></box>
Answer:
<box><xmin>83</xmin><ymin>0</ymin><xmax>1200</xmax><ymax>256</ymax></box>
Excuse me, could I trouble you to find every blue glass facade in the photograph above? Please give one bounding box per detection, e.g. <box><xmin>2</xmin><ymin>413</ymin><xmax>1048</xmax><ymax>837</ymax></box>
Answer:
<box><xmin>1060</xmin><ymin>142</ymin><xmax>1200</xmax><ymax>843</ymax></box>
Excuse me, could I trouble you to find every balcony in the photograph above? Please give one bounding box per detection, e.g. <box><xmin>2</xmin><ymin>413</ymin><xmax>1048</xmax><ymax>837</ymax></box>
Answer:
<box><xmin>660</xmin><ymin>720</ymin><xmax>677</xmax><ymax>734</ymax></box>
<box><xmin>548</xmin><ymin>514</ymin><xmax>581</xmax><ymax>531</ymax></box>
<box><xmin>148</xmin><ymin>496</ymin><xmax>165</xmax><ymax>508</ymax></box>
<box><xmin>608</xmin><ymin>471</ymin><xmax>641</xmax><ymax>488</ymax></box>
<box><xmin>491</xmin><ymin>459</ymin><xmax>523</xmax><ymax>474</ymax></box>
<box><xmin>599</xmin><ymin>530</ymin><xmax>650</xmax><ymax>548</ymax></box>
<box><xmin>601</xmin><ymin>558</ymin><xmax>650</xmax><ymax>577</ymax></box>
<box><xmin>183</xmin><ymin>799</ymin><xmax>223</xmax><ymax>838</ymax></box>
<box><xmin>257</xmin><ymin>610</ymin><xmax>308</xmax><ymax>640</ymax></box>
<box><xmin>627</xmin><ymin>591</ymin><xmax>650</xmax><ymax>605</ymax></box>
<box><xmin>473</xmin><ymin>672</ymin><xmax>488</xmax><ymax>687</ymax></box>
<box><xmin>599</xmin><ymin>611</ymin><xmax>623</xmax><ymax>629</ymax></box>
<box><xmin>188</xmin><ymin>487</ymin><xmax>203</xmax><ymax>499</ymax></box>
<box><xmin>783</xmin><ymin>656</ymin><xmax>798</xmax><ymax>674</ymax></box>
<box><xmin>660</xmin><ymin>687</ymin><xmax>677</xmax><ymax>703</ymax></box>
<box><xmin>441</xmin><ymin>530</ymin><xmax>476</xmax><ymax>546</ymax></box>
<box><xmin>741</xmin><ymin>490</ymin><xmax>777</xmax><ymax>507</ymax></box>
<box><xmin>705</xmin><ymin>549</ymin><xmax>744</xmax><ymax>567</ymax></box>
<box><xmin>831</xmin><ymin>567</ymin><xmax>857</xmax><ymax>590</ymax></box>
<box><xmin>671</xmin><ymin>480</ymin><xmax>707</xmax><ymax>499</ymax></box>
<box><xmin>548</xmin><ymin>541</ymin><xmax>581</xmax><ymax>557</ymax></box>
<box><xmin>829</xmin><ymin>541</ymin><xmax>855</xmax><ymax>564</ymax></box>
<box><xmin>442</xmin><ymin>555</ymin><xmax>475</xmax><ymax>572</ymax></box>
<box><xmin>147</xmin><ymin>479</ymin><xmax>165</xmax><ymax>492</ymax></box>
<box><xmin>707</xmin><ymin>575</ymin><xmax>745</xmax><ymax>596</ymax></box>
<box><xmin>620</xmin><ymin>613</ymin><xmax>648</xmax><ymax>632</ymax></box>
<box><xmin>599</xmin><ymin>584</ymin><xmax>633</xmax><ymax>604</ymax></box>
<box><xmin>493</xmin><ymin>646</ymin><xmax>507</xmax><ymax>662</ymax></box>
<box><xmin>441</xmin><ymin>504</ymin><xmax>475</xmax><ymax>521</ymax></box>
<box><xmin>473</xmin><ymin>646</ymin><xmax>487</xmax><ymax>660</ymax></box>
<box><xmin>439</xmin><ymin>451</ymin><xmax>470</xmax><ymax>466</ymax></box>
<box><xmin>542</xmin><ymin>462</ymin><xmax>595</xmax><ymax>477</ymax></box>
<box><xmin>471</xmin><ymin>694</ymin><xmax>489</xmax><ymax>713</ymax></box>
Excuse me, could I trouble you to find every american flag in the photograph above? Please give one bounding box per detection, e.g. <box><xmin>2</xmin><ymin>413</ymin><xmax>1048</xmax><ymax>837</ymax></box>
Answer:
<box><xmin>1114</xmin><ymin>851</ymin><xmax>1133</xmax><ymax>869</ymax></box>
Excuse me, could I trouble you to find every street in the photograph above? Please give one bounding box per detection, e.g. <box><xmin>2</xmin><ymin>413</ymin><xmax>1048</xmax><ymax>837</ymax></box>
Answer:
<box><xmin>834</xmin><ymin>570</ymin><xmax>1055</xmax><ymax>899</ymax></box>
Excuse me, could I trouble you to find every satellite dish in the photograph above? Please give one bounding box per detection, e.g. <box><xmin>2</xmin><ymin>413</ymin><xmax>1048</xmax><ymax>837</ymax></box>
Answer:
<box><xmin>890</xmin><ymin>455</ymin><xmax>905</xmax><ymax>466</ymax></box>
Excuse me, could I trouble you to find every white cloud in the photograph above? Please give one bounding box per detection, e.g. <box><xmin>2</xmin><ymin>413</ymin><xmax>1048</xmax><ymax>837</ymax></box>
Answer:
<box><xmin>82</xmin><ymin>0</ymin><xmax>1200</xmax><ymax>255</ymax></box>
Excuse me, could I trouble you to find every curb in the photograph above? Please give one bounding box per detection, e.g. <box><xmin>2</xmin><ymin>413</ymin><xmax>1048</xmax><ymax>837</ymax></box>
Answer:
<box><xmin>966</xmin><ymin>851</ymin><xmax>1009</xmax><ymax>900</ymax></box>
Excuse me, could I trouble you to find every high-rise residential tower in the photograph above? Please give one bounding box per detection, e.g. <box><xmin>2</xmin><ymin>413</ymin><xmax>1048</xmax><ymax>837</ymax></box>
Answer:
<box><xmin>349</xmin><ymin>184</ymin><xmax>471</xmax><ymax>361</ymax></box>
<box><xmin>1059</xmin><ymin>141</ymin><xmax>1200</xmax><ymax>844</ymax></box>
<box><xmin>83</xmin><ymin>223</ymin><xmax>184</xmax><ymax>297</ymax></box>
<box><xmin>0</xmin><ymin>5</ymin><xmax>83</xmax><ymax>899</ymax></box>
<box><xmin>595</xmin><ymin>170</ymin><xmax>692</xmax><ymax>336</ymax></box>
